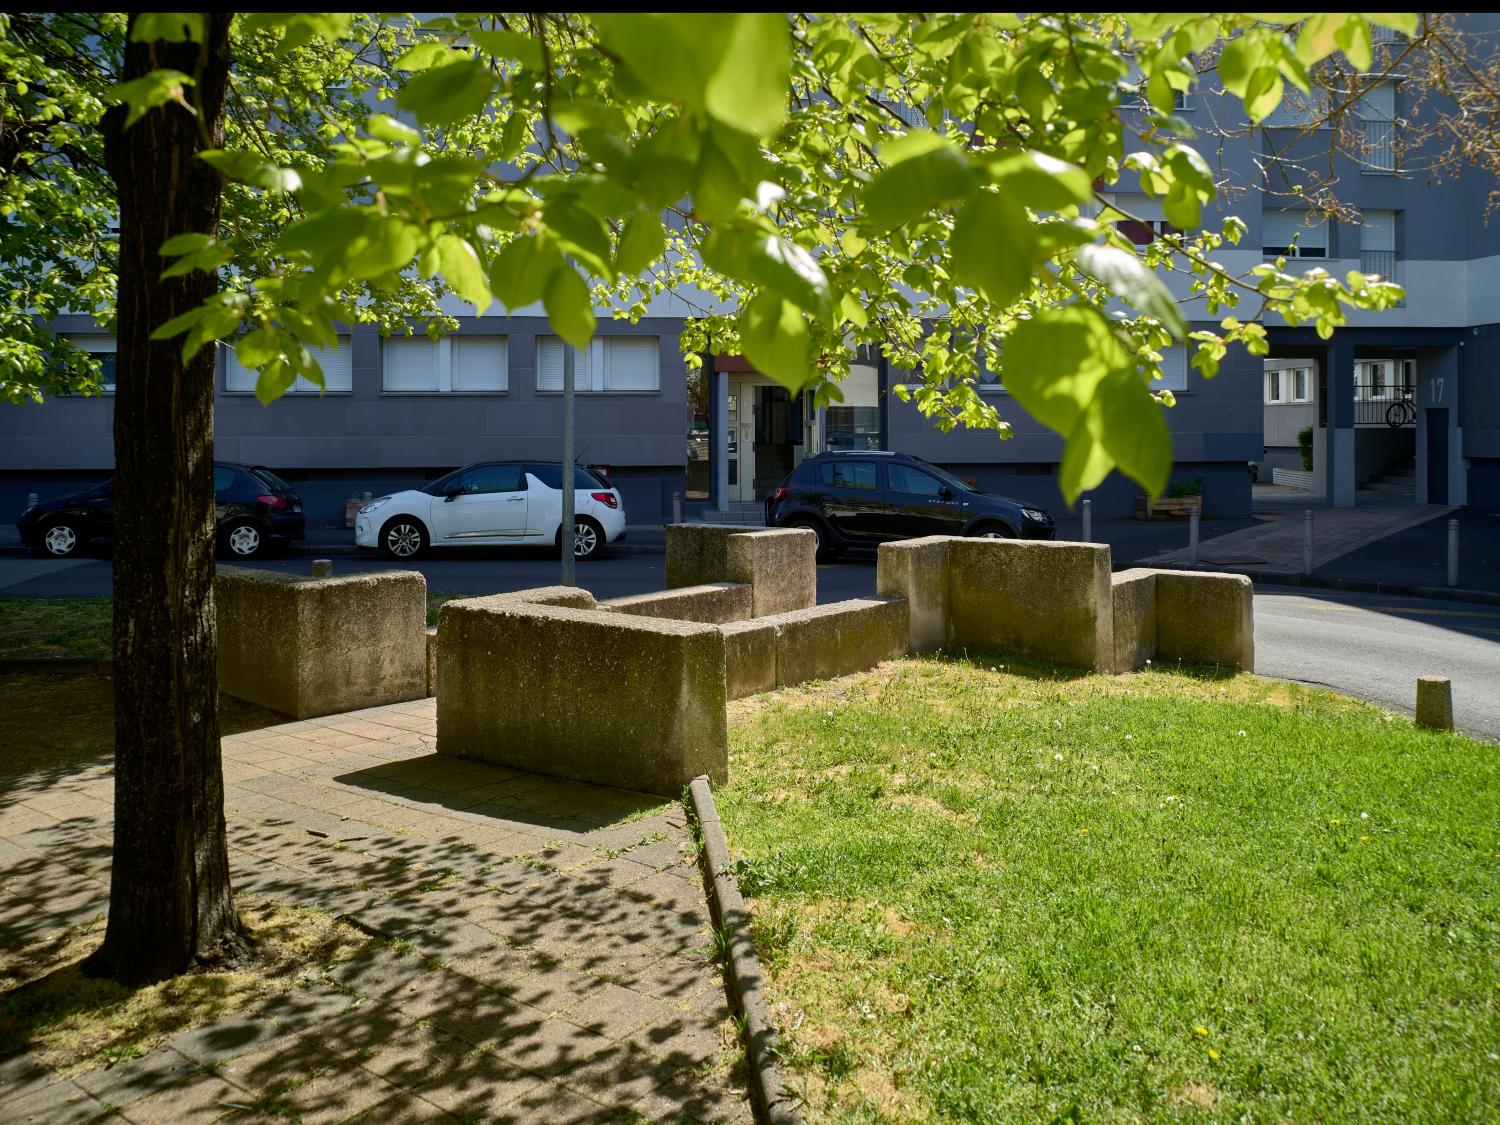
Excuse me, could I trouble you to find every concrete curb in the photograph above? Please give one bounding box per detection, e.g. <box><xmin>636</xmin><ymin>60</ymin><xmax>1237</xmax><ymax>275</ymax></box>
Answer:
<box><xmin>687</xmin><ymin>776</ymin><xmax>801</xmax><ymax>1125</ymax></box>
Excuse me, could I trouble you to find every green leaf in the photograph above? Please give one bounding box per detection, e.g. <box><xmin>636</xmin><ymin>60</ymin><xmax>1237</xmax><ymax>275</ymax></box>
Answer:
<box><xmin>396</xmin><ymin>59</ymin><xmax>496</xmax><ymax>129</ymax></box>
<box><xmin>437</xmin><ymin>234</ymin><xmax>491</xmax><ymax>314</ymax></box>
<box><xmin>693</xmin><ymin>136</ymin><xmax>746</xmax><ymax>223</ymax></box>
<box><xmin>148</xmin><ymin>305</ymin><xmax>209</xmax><ymax>342</ymax></box>
<box><xmin>159</xmin><ymin>233</ymin><xmax>214</xmax><ymax>257</ymax></box>
<box><xmin>616</xmin><ymin>212</ymin><xmax>666</xmax><ymax>276</ymax></box>
<box><xmin>470</xmin><ymin>29</ymin><xmax>543</xmax><ymax>69</ymax></box>
<box><xmin>132</xmin><ymin>13</ymin><xmax>203</xmax><ymax>43</ymax></box>
<box><xmin>238</xmin><ymin>14</ymin><xmax>352</xmax><ymax>56</ymax></box>
<box><xmin>952</xmin><ymin>190</ymin><xmax>1036</xmax><ymax>308</ymax></box>
<box><xmin>986</xmin><ymin>150</ymin><xmax>1094</xmax><ymax>210</ymax></box>
<box><xmin>255</xmin><ymin>358</ymin><xmax>297</xmax><ymax>405</ymax></box>
<box><xmin>739</xmin><ymin>292</ymin><xmax>812</xmax><ymax>389</ymax></box>
<box><xmin>542</xmin><ymin>266</ymin><xmax>596</xmax><ymax>351</ymax></box>
<box><xmin>233</xmin><ymin>328</ymin><xmax>283</xmax><ymax>368</ymax></box>
<box><xmin>394</xmin><ymin>41</ymin><xmax>463</xmax><ymax>71</ymax></box>
<box><xmin>488</xmin><ymin>234</ymin><xmax>563</xmax><ymax>311</ymax></box>
<box><xmin>544</xmin><ymin>199</ymin><xmax>613</xmax><ymax>279</ymax></box>
<box><xmin>198</xmin><ymin>150</ymin><xmax>302</xmax><ymax>192</ymax></box>
<box><xmin>345</xmin><ymin>216</ymin><xmax>420</xmax><ymax>280</ymax></box>
<box><xmin>1076</xmin><ymin>244</ymin><xmax>1188</xmax><ymax>337</ymax></box>
<box><xmin>108</xmin><ymin>69</ymin><xmax>194</xmax><ymax>129</ymax></box>
<box><xmin>863</xmin><ymin>134</ymin><xmax>978</xmax><ymax>232</ymax></box>
<box><xmin>704</xmin><ymin>14</ymin><xmax>791</xmax><ymax>136</ymax></box>
<box><xmin>366</xmin><ymin>114</ymin><xmax>421</xmax><ymax>146</ymax></box>
<box><xmin>1334</xmin><ymin>17</ymin><xmax>1373</xmax><ymax>72</ymax></box>
<box><xmin>1058</xmin><ymin>367</ymin><xmax>1172</xmax><ymax>501</ymax></box>
<box><xmin>594</xmin><ymin>14</ymin><xmax>735</xmax><ymax>119</ymax></box>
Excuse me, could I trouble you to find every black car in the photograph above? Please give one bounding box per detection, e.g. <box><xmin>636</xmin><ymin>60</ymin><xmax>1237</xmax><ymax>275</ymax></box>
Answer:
<box><xmin>16</xmin><ymin>462</ymin><xmax>305</xmax><ymax>560</ymax></box>
<box><xmin>765</xmin><ymin>450</ymin><xmax>1054</xmax><ymax>557</ymax></box>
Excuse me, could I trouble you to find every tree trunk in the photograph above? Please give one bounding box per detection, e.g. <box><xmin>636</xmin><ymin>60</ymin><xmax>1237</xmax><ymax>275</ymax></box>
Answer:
<box><xmin>90</xmin><ymin>12</ymin><xmax>243</xmax><ymax>986</ymax></box>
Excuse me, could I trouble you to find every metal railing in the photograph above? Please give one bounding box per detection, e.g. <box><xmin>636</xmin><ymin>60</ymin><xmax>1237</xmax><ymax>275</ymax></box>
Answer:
<box><xmin>1354</xmin><ymin>379</ymin><xmax>1416</xmax><ymax>427</ymax></box>
<box><xmin>1361</xmin><ymin>119</ymin><xmax>1397</xmax><ymax>171</ymax></box>
<box><xmin>1360</xmin><ymin>248</ymin><xmax>1405</xmax><ymax>306</ymax></box>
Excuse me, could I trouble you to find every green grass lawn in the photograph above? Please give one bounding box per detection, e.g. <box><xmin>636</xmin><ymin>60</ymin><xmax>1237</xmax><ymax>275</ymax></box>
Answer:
<box><xmin>0</xmin><ymin>598</ymin><xmax>111</xmax><ymax>660</ymax></box>
<box><xmin>718</xmin><ymin>656</ymin><xmax>1500</xmax><ymax>1122</ymax></box>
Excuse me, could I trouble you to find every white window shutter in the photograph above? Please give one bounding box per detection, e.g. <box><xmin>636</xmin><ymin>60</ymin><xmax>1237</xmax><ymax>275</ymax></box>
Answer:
<box><xmin>603</xmin><ymin>337</ymin><xmax>659</xmax><ymax>391</ymax></box>
<box><xmin>1262</xmin><ymin>209</ymin><xmax>1325</xmax><ymax>252</ymax></box>
<box><xmin>1359</xmin><ymin>81</ymin><xmax>1395</xmax><ymax>121</ymax></box>
<box><xmin>1108</xmin><ymin>193</ymin><xmax>1165</xmax><ymax>223</ymax></box>
<box><xmin>225</xmin><ymin>344</ymin><xmax>256</xmax><ymax>393</ymax></box>
<box><xmin>1360</xmin><ymin>210</ymin><xmax>1396</xmax><ymax>252</ymax></box>
<box><xmin>452</xmin><ymin>336</ymin><xmax>507</xmax><ymax>392</ymax></box>
<box><xmin>536</xmin><ymin>336</ymin><xmax>566</xmax><ymax>391</ymax></box>
<box><xmin>296</xmin><ymin>342</ymin><xmax>352</xmax><ymax>393</ymax></box>
<box><xmin>383</xmin><ymin>337</ymin><xmax>439</xmax><ymax>392</ymax></box>
<box><xmin>1157</xmin><ymin>344</ymin><xmax>1188</xmax><ymax>391</ymax></box>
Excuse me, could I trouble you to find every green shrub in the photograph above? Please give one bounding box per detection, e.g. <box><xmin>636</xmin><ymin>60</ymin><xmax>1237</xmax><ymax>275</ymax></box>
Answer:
<box><xmin>1297</xmin><ymin>426</ymin><xmax>1314</xmax><ymax>471</ymax></box>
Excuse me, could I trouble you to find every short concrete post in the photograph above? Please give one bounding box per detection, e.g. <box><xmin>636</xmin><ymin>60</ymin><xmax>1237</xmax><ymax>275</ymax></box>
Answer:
<box><xmin>311</xmin><ymin>559</ymin><xmax>333</xmax><ymax>578</ymax></box>
<box><xmin>1081</xmin><ymin>498</ymin><xmax>1092</xmax><ymax>543</ymax></box>
<box><xmin>672</xmin><ymin>490</ymin><xmax>682</xmax><ymax>525</ymax></box>
<box><xmin>1302</xmin><ymin>510</ymin><xmax>1314</xmax><ymax>576</ymax></box>
<box><xmin>1447</xmin><ymin>519</ymin><xmax>1459</xmax><ymax>588</ymax></box>
<box><xmin>27</xmin><ymin>492</ymin><xmax>38</xmax><ymax>509</ymax></box>
<box><xmin>1188</xmin><ymin>506</ymin><xmax>1200</xmax><ymax>565</ymax></box>
<box><xmin>1415</xmin><ymin>676</ymin><xmax>1454</xmax><ymax>731</ymax></box>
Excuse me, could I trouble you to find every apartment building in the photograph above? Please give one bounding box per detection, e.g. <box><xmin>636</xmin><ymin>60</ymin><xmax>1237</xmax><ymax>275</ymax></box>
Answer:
<box><xmin>4</xmin><ymin>18</ymin><xmax>1497</xmax><ymax>526</ymax></box>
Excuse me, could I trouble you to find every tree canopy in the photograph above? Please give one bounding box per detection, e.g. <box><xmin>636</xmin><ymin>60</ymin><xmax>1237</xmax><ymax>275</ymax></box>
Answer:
<box><xmin>6</xmin><ymin>12</ymin><xmax>1422</xmax><ymax>502</ymax></box>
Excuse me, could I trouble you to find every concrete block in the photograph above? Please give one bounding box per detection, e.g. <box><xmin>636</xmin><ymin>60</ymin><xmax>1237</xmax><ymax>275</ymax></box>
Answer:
<box><xmin>876</xmin><ymin>536</ymin><xmax>955</xmax><ymax>652</ymax></box>
<box><xmin>217</xmin><ymin>566</ymin><xmax>427</xmax><ymax>719</ymax></box>
<box><xmin>946</xmin><ymin>540</ymin><xmax>1114</xmax><ymax>671</ymax></box>
<box><xmin>436</xmin><ymin>600</ymin><xmax>727</xmax><ymax>795</ymax></box>
<box><xmin>490</xmin><ymin>585</ymin><xmax>597</xmax><ymax>610</ymax></box>
<box><xmin>720</xmin><ymin>619</ymin><xmax>778</xmax><ymax>700</ymax></box>
<box><xmin>761</xmin><ymin>598</ymin><xmax>909</xmax><ymax>687</ymax></box>
<box><xmin>726</xmin><ymin>529</ymin><xmax>817</xmax><ymax>616</ymax></box>
<box><xmin>1415</xmin><ymin>676</ymin><xmax>1454</xmax><ymax>731</ymax></box>
<box><xmin>1152</xmin><ymin>570</ymin><xmax>1254</xmax><ymax>671</ymax></box>
<box><xmin>665</xmin><ymin>525</ymin><xmax>753</xmax><ymax>590</ymax></box>
<box><xmin>665</xmin><ymin>525</ymin><xmax>816</xmax><ymax>618</ymax></box>
<box><xmin>1110</xmin><ymin>569</ymin><xmax>1158</xmax><ymax>673</ymax></box>
<box><xmin>601</xmin><ymin>583</ymin><xmax>753</xmax><ymax>624</ymax></box>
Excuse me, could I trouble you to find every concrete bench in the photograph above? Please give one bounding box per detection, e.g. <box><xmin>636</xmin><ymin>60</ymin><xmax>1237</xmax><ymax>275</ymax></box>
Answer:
<box><xmin>217</xmin><ymin>566</ymin><xmax>427</xmax><ymax>719</ymax></box>
<box><xmin>600</xmin><ymin>582</ymin><xmax>752</xmax><ymax>624</ymax></box>
<box><xmin>718</xmin><ymin>598</ymin><xmax>909</xmax><ymax>699</ymax></box>
<box><xmin>665</xmin><ymin>525</ymin><xmax>815</xmax><ymax>617</ymax></box>
<box><xmin>436</xmin><ymin>597</ymin><xmax>727</xmax><ymax>795</ymax></box>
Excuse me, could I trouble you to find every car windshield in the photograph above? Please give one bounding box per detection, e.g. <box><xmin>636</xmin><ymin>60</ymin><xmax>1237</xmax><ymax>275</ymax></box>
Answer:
<box><xmin>250</xmin><ymin>467</ymin><xmax>292</xmax><ymax>493</ymax></box>
<box><xmin>422</xmin><ymin>469</ymin><xmax>464</xmax><ymax>496</ymax></box>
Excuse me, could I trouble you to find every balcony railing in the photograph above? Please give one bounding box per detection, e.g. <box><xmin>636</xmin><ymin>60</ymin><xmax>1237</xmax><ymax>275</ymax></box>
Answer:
<box><xmin>1354</xmin><ymin>380</ymin><xmax>1416</xmax><ymax>427</ymax></box>
<box><xmin>1359</xmin><ymin>249</ymin><xmax>1405</xmax><ymax>306</ymax></box>
<box><xmin>1361</xmin><ymin>119</ymin><xmax>1397</xmax><ymax>171</ymax></box>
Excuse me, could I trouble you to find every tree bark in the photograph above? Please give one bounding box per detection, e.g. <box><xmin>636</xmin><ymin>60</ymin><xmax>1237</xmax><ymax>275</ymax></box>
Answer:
<box><xmin>90</xmin><ymin>12</ymin><xmax>243</xmax><ymax>986</ymax></box>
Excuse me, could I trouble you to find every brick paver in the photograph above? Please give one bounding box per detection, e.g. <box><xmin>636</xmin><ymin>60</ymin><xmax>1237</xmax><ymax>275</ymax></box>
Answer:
<box><xmin>0</xmin><ymin>698</ymin><xmax>750</xmax><ymax>1123</ymax></box>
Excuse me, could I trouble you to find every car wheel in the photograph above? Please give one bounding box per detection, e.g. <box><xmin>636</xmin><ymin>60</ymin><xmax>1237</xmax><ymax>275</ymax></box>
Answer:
<box><xmin>380</xmin><ymin>517</ymin><xmax>428</xmax><ymax>560</ymax></box>
<box><xmin>570</xmin><ymin>516</ymin><xmax>604</xmax><ymax>561</ymax></box>
<box><xmin>221</xmin><ymin>520</ymin><xmax>267</xmax><ymax>559</ymax></box>
<box><xmin>788</xmin><ymin>517</ymin><xmax>839</xmax><ymax>561</ymax></box>
<box><xmin>968</xmin><ymin>522</ymin><xmax>1015</xmax><ymax>539</ymax></box>
<box><xmin>42</xmin><ymin>519</ymin><xmax>83</xmax><ymax>558</ymax></box>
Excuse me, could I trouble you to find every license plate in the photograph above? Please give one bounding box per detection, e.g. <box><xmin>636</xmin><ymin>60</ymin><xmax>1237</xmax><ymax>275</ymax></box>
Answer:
<box><xmin>292</xmin><ymin>503</ymin><xmax>302</xmax><ymax>513</ymax></box>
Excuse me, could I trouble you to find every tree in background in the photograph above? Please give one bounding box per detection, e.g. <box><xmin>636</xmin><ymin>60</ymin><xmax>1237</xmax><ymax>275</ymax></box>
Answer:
<box><xmin>6</xmin><ymin>12</ymin><xmax>1431</xmax><ymax>981</ymax></box>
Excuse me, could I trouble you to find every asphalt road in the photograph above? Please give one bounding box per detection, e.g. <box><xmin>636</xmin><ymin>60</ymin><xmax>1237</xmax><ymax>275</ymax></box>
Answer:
<box><xmin>4</xmin><ymin>552</ymin><xmax>1496</xmax><ymax>741</ymax></box>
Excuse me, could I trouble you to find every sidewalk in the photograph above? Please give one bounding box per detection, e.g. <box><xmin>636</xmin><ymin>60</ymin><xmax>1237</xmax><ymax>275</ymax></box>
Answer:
<box><xmin>0</xmin><ymin>698</ymin><xmax>750</xmax><ymax>1123</ymax></box>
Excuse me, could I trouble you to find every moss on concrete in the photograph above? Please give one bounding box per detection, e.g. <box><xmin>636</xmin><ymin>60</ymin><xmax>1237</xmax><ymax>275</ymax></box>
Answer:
<box><xmin>600</xmin><ymin>583</ymin><xmax>753</xmax><ymax>624</ymax></box>
<box><xmin>1110</xmin><ymin>569</ymin><xmax>1158</xmax><ymax>673</ymax></box>
<box><xmin>720</xmin><ymin>619</ymin><xmax>778</xmax><ymax>700</ymax></box>
<box><xmin>1153</xmin><ymin>570</ymin><xmax>1255</xmax><ymax>671</ymax></box>
<box><xmin>876</xmin><ymin>537</ymin><xmax>954</xmax><ymax>652</ymax></box>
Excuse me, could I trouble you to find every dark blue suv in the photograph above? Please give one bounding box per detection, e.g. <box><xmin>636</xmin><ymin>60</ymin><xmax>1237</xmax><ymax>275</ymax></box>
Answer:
<box><xmin>765</xmin><ymin>451</ymin><xmax>1054</xmax><ymax>557</ymax></box>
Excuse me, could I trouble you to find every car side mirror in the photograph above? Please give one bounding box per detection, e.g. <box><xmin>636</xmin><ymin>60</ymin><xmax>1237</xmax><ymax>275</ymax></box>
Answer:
<box><xmin>938</xmin><ymin>485</ymin><xmax>953</xmax><ymax>500</ymax></box>
<box><xmin>443</xmin><ymin>483</ymin><xmax>465</xmax><ymax>501</ymax></box>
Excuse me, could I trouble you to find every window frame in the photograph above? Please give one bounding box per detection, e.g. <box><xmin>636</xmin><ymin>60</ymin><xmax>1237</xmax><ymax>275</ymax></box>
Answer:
<box><xmin>381</xmin><ymin>334</ymin><xmax>509</xmax><ymax>395</ymax></box>
<box><xmin>536</xmin><ymin>335</ymin><xmax>661</xmax><ymax>394</ymax></box>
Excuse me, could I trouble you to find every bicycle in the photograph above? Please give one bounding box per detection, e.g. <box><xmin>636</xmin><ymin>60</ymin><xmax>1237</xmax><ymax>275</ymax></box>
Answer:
<box><xmin>1385</xmin><ymin>397</ymin><xmax>1417</xmax><ymax>428</ymax></box>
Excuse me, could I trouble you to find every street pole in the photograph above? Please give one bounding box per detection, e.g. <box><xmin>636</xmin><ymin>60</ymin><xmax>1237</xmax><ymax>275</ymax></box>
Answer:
<box><xmin>1447</xmin><ymin>518</ymin><xmax>1459</xmax><ymax>588</ymax></box>
<box><xmin>1188</xmin><ymin>505</ymin><xmax>1199</xmax><ymax>565</ymax></box>
<box><xmin>1302</xmin><ymin>509</ymin><xmax>1314</xmax><ymax>576</ymax></box>
<box><xmin>561</xmin><ymin>346</ymin><xmax>575</xmax><ymax>587</ymax></box>
<box><xmin>1081</xmin><ymin>498</ymin><xmax>1091</xmax><ymax>543</ymax></box>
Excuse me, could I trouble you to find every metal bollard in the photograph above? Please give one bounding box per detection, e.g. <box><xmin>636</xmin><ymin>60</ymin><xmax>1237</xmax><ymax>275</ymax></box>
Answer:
<box><xmin>672</xmin><ymin>490</ymin><xmax>682</xmax><ymax>526</ymax></box>
<box><xmin>1302</xmin><ymin>509</ymin><xmax>1314</xmax><ymax>576</ymax></box>
<box><xmin>1081</xmin><ymin>498</ymin><xmax>1092</xmax><ymax>543</ymax></box>
<box><xmin>1447</xmin><ymin>519</ymin><xmax>1459</xmax><ymax>588</ymax></box>
<box><xmin>311</xmin><ymin>559</ymin><xmax>332</xmax><ymax>578</ymax></box>
<box><xmin>1415</xmin><ymin>676</ymin><xmax>1454</xmax><ymax>731</ymax></box>
<box><xmin>1188</xmin><ymin>505</ymin><xmax>1200</xmax><ymax>565</ymax></box>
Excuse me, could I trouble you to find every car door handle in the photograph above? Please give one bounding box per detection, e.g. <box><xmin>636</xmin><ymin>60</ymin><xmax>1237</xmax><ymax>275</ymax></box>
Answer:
<box><xmin>507</xmin><ymin>497</ymin><xmax>523</xmax><ymax>502</ymax></box>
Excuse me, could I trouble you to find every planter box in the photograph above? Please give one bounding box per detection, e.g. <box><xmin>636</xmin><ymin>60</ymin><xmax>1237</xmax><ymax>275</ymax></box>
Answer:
<box><xmin>1135</xmin><ymin>494</ymin><xmax>1202</xmax><ymax>520</ymax></box>
<box><xmin>344</xmin><ymin>498</ymin><xmax>362</xmax><ymax>528</ymax></box>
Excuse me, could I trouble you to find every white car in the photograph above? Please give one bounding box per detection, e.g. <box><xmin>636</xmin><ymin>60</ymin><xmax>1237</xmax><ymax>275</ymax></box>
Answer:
<box><xmin>354</xmin><ymin>461</ymin><xmax>626</xmax><ymax>560</ymax></box>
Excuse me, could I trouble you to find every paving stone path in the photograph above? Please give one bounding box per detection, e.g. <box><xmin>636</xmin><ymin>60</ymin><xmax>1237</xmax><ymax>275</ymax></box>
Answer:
<box><xmin>0</xmin><ymin>698</ymin><xmax>751</xmax><ymax>1123</ymax></box>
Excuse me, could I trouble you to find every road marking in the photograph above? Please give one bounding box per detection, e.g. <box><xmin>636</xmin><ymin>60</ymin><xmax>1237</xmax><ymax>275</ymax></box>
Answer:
<box><xmin>1370</xmin><ymin>605</ymin><xmax>1500</xmax><ymax>620</ymax></box>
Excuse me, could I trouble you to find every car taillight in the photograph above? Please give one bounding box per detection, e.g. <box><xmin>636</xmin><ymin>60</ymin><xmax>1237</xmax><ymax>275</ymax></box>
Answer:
<box><xmin>770</xmin><ymin>486</ymin><xmax>789</xmax><ymax>506</ymax></box>
<box><xmin>590</xmin><ymin>492</ymin><xmax>619</xmax><ymax>509</ymax></box>
<box><xmin>256</xmin><ymin>494</ymin><xmax>287</xmax><ymax>509</ymax></box>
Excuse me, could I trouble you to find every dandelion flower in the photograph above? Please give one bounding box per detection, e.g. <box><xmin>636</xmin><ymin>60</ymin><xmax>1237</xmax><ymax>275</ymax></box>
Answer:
<box><xmin>1194</xmin><ymin>1026</ymin><xmax>1209</xmax><ymax>1037</ymax></box>
<box><xmin>1054</xmin><ymin>752</ymin><xmax>1064</xmax><ymax>761</ymax></box>
<box><xmin>1209</xmin><ymin>1049</ymin><xmax>1221</xmax><ymax>1060</ymax></box>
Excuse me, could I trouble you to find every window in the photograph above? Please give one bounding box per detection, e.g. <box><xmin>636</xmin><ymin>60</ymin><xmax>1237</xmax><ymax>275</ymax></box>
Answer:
<box><xmin>225</xmin><ymin>339</ymin><xmax>352</xmax><ymax>394</ymax></box>
<box><xmin>888</xmin><ymin>464</ymin><xmax>946</xmax><ymax>497</ymax></box>
<box><xmin>452</xmin><ymin>464</ymin><xmax>523</xmax><ymax>493</ymax></box>
<box><xmin>382</xmin><ymin>335</ymin><xmax>508</xmax><ymax>393</ymax></box>
<box><xmin>1263</xmin><ymin>87</ymin><xmax>1328</xmax><ymax>128</ymax></box>
<box><xmin>212</xmin><ymin>467</ymin><xmax>236</xmax><ymax>493</ymax></box>
<box><xmin>1262</xmin><ymin>209</ymin><xmax>1327</xmax><ymax>258</ymax></box>
<box><xmin>536</xmin><ymin>335</ymin><xmax>659</xmax><ymax>392</ymax></box>
<box><xmin>1155</xmin><ymin>344</ymin><xmax>1188</xmax><ymax>392</ymax></box>
<box><xmin>1293</xmin><ymin>368</ymin><xmax>1310</xmax><ymax>402</ymax></box>
<box><xmin>1359</xmin><ymin>208</ymin><xmax>1397</xmax><ymax>280</ymax></box>
<box><xmin>524</xmin><ymin>463</ymin><xmax>609</xmax><ymax>490</ymax></box>
<box><xmin>1358</xmin><ymin>80</ymin><xmax>1397</xmax><ymax>172</ymax></box>
<box><xmin>819</xmin><ymin>461</ymin><xmax>878</xmax><ymax>490</ymax></box>
<box><xmin>61</xmin><ymin>335</ymin><xmax>117</xmax><ymax>394</ymax></box>
<box><xmin>1106</xmin><ymin>193</ymin><xmax>1182</xmax><ymax>245</ymax></box>
<box><xmin>1266</xmin><ymin>370</ymin><xmax>1282</xmax><ymax>403</ymax></box>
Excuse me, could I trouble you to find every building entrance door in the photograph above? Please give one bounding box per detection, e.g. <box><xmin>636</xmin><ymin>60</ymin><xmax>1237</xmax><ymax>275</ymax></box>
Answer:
<box><xmin>1426</xmin><ymin>408</ymin><xmax>1449</xmax><ymax>504</ymax></box>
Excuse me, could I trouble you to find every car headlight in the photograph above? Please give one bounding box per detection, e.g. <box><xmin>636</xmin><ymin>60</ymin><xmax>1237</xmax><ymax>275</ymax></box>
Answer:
<box><xmin>360</xmin><ymin>496</ymin><xmax>392</xmax><ymax>515</ymax></box>
<box><xmin>1022</xmin><ymin>508</ymin><xmax>1051</xmax><ymax>523</ymax></box>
